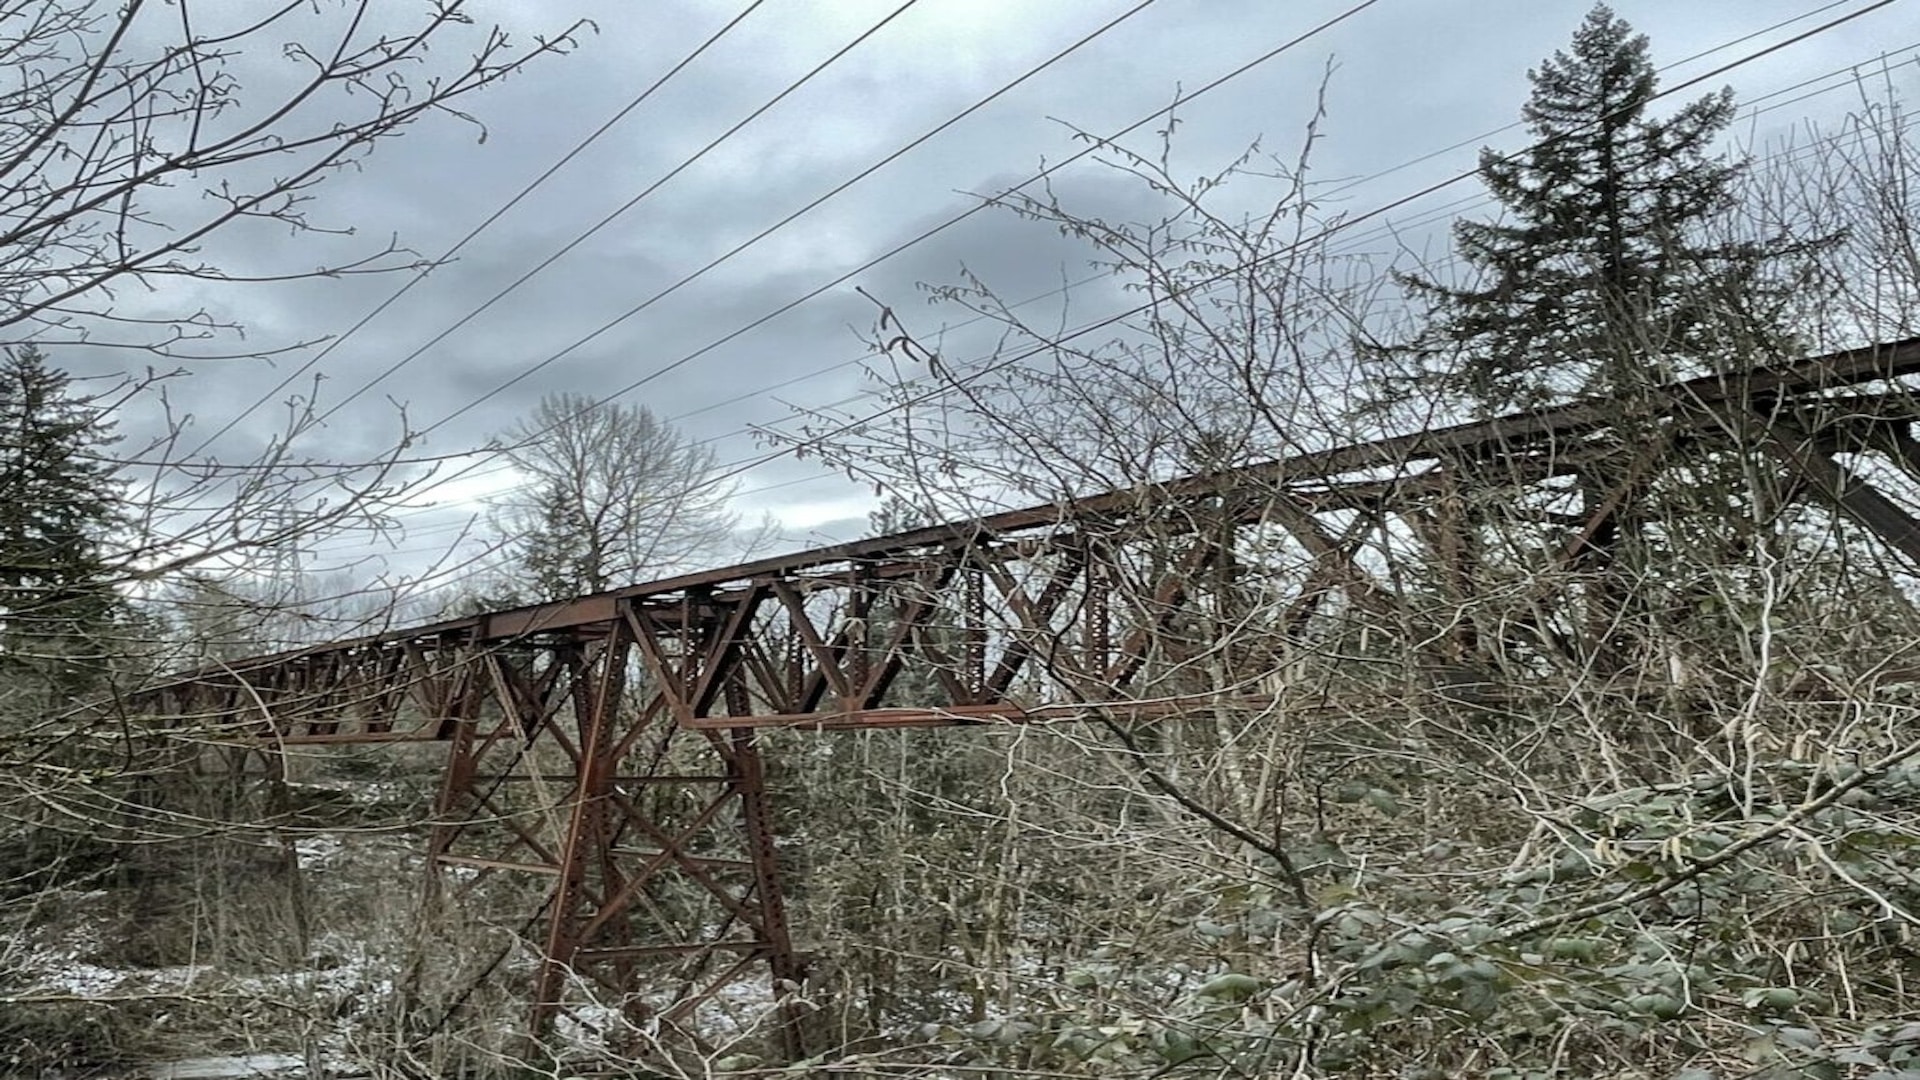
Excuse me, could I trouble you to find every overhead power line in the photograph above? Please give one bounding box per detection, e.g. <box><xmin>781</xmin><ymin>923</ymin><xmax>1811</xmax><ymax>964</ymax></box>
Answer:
<box><xmin>307</xmin><ymin>0</ymin><xmax>928</xmax><ymax>426</ymax></box>
<box><xmin>416</xmin><ymin>0</ymin><xmax>1388</xmax><ymax>443</ymax></box>
<box><xmin>412</xmin><ymin>0</ymin><xmax>1171</xmax><ymax>433</ymax></box>
<box><xmin>185</xmin><ymin>0</ymin><xmax>771</xmax><ymax>458</ymax></box>
<box><xmin>212</xmin><ymin>0</ymin><xmax>1234</xmax><ymax>523</ymax></box>
<box><xmin>471</xmin><ymin>0</ymin><xmax>1884</xmax><ymax>449</ymax></box>
<box><xmin>687</xmin><ymin>0</ymin><xmax>1907</xmax><ymax>491</ymax></box>
<box><xmin>287</xmin><ymin>1</ymin><xmax>1920</xmax><ymax>561</ymax></box>
<box><xmin>369</xmin><ymin>0</ymin><xmax>1878</xmax><ymax>526</ymax></box>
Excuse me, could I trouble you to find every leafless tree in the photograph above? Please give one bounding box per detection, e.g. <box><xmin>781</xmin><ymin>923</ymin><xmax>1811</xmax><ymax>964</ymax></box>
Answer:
<box><xmin>486</xmin><ymin>393</ymin><xmax>744</xmax><ymax>602</ymax></box>
<box><xmin>0</xmin><ymin>0</ymin><xmax>593</xmax><ymax>635</ymax></box>
<box><xmin>0</xmin><ymin>5</ymin><xmax>590</xmax><ymax>1071</ymax></box>
<box><xmin>1</xmin><ymin>0</ymin><xmax>585</xmax><ymax>356</ymax></box>
<box><xmin>768</xmin><ymin>88</ymin><xmax>1920</xmax><ymax>1076</ymax></box>
<box><xmin>1747</xmin><ymin>72</ymin><xmax>1920</xmax><ymax>346</ymax></box>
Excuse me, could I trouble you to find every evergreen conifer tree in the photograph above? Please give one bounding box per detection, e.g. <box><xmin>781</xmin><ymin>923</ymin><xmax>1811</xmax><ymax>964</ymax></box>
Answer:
<box><xmin>1368</xmin><ymin>7</ymin><xmax>1828</xmax><ymax>671</ymax></box>
<box><xmin>1398</xmin><ymin>4</ymin><xmax>1799</xmax><ymax>418</ymax></box>
<box><xmin>0</xmin><ymin>344</ymin><xmax>126</xmax><ymax>699</ymax></box>
<box><xmin>518</xmin><ymin>481</ymin><xmax>601</xmax><ymax>601</ymax></box>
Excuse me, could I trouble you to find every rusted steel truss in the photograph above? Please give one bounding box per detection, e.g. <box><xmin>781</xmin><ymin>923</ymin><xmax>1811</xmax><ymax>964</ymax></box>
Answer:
<box><xmin>122</xmin><ymin>336</ymin><xmax>1920</xmax><ymax>1057</ymax></box>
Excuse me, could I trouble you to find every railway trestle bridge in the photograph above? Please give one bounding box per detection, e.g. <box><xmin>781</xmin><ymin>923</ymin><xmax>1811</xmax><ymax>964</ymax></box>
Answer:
<box><xmin>122</xmin><ymin>337</ymin><xmax>1920</xmax><ymax>1061</ymax></box>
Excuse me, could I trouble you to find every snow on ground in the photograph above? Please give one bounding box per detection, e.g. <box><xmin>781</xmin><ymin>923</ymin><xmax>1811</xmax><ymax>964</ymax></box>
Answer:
<box><xmin>292</xmin><ymin>833</ymin><xmax>342</xmax><ymax>865</ymax></box>
<box><xmin>144</xmin><ymin>1052</ymin><xmax>307</xmax><ymax>1078</ymax></box>
<box><xmin>36</xmin><ymin>957</ymin><xmax>126</xmax><ymax>997</ymax></box>
<box><xmin>12</xmin><ymin>826</ymin><xmax>805</xmax><ymax>1073</ymax></box>
<box><xmin>15</xmin><ymin>926</ymin><xmax>214</xmax><ymax>1000</ymax></box>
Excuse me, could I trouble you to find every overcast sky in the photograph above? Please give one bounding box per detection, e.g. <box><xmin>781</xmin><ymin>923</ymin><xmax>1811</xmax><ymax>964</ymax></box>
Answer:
<box><xmin>83</xmin><ymin>0</ymin><xmax>1919</xmax><ymax>587</ymax></box>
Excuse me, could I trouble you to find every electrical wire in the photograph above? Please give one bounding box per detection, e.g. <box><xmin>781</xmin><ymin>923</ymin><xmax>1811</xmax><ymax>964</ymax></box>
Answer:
<box><xmin>685</xmin><ymin>0</ymin><xmax>1909</xmax><ymax>492</ymax></box>
<box><xmin>278</xmin><ymin>0</ymin><xmax>1391</xmax><ymax>553</ymax></box>
<box><xmin>410</xmin><ymin>0</ymin><xmax>1171</xmax><ymax>433</ymax></box>
<box><xmin>181</xmin><ymin>0</ymin><xmax>772</xmax><ymax>459</ymax></box>
<box><xmin>184</xmin><ymin>0</ymin><xmax>1384</xmax><ymax>546</ymax></box>
<box><xmin>404</xmin><ymin>0</ymin><xmax>1388</xmax><ymax>444</ymax></box>
<box><xmin>304</xmin><ymin>0</ymin><xmax>926</xmax><ymax>425</ymax></box>
<box><xmin>349</xmin><ymin>21</ymin><xmax>1917</xmax><ymax>540</ymax></box>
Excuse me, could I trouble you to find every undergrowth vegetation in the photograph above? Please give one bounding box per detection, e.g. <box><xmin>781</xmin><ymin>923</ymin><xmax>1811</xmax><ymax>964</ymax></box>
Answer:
<box><xmin>5</xmin><ymin>4</ymin><xmax>1920</xmax><ymax>1078</ymax></box>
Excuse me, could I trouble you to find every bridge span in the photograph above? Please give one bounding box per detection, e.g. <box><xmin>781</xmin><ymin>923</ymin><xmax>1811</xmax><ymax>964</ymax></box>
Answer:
<box><xmin>121</xmin><ymin>336</ymin><xmax>1920</xmax><ymax>1059</ymax></box>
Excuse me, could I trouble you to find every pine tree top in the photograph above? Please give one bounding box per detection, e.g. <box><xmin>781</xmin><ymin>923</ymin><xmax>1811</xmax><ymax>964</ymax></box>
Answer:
<box><xmin>1523</xmin><ymin>5</ymin><xmax>1655</xmax><ymax>139</ymax></box>
<box><xmin>1373</xmin><ymin>2</ymin><xmax>1799</xmax><ymax>418</ymax></box>
<box><xmin>0</xmin><ymin>344</ymin><xmax>126</xmax><ymax>588</ymax></box>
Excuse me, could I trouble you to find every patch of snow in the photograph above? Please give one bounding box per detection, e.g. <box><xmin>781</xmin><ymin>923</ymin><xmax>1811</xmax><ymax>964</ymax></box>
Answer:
<box><xmin>145</xmin><ymin>1052</ymin><xmax>306</xmax><ymax>1078</ymax></box>
<box><xmin>293</xmin><ymin>834</ymin><xmax>342</xmax><ymax>864</ymax></box>
<box><xmin>38</xmin><ymin>958</ymin><xmax>124</xmax><ymax>996</ymax></box>
<box><xmin>145</xmin><ymin>964</ymin><xmax>215</xmax><ymax>986</ymax></box>
<box><xmin>348</xmin><ymin>779</ymin><xmax>419</xmax><ymax>805</ymax></box>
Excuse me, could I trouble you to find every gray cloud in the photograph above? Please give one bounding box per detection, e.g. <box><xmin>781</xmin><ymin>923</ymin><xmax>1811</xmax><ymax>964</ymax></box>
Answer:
<box><xmin>61</xmin><ymin>0</ymin><xmax>1914</xmax><ymax>575</ymax></box>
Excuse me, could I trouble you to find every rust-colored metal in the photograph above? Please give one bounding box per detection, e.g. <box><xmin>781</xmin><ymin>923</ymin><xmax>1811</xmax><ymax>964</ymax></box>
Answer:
<box><xmin>729</xmin><ymin>683</ymin><xmax>805</xmax><ymax>1059</ymax></box>
<box><xmin>115</xmin><ymin>335</ymin><xmax>1920</xmax><ymax>1064</ymax></box>
<box><xmin>1756</xmin><ymin>415</ymin><xmax>1920</xmax><ymax>564</ymax></box>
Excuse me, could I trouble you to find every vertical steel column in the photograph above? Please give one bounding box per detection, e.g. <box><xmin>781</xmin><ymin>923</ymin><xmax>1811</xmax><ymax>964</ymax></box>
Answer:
<box><xmin>1086</xmin><ymin>551</ymin><xmax>1112</xmax><ymax>678</ymax></box>
<box><xmin>423</xmin><ymin>686</ymin><xmax>480</xmax><ymax>878</ymax></box>
<box><xmin>405</xmin><ymin>674</ymin><xmax>480</xmax><ymax>1012</ymax></box>
<box><xmin>963</xmin><ymin>564</ymin><xmax>986</xmax><ymax>699</ymax></box>
<box><xmin>532</xmin><ymin>625</ymin><xmax>630</xmax><ymax>1034</ymax></box>
<box><xmin>725</xmin><ymin>674</ymin><xmax>807</xmax><ymax>1060</ymax></box>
